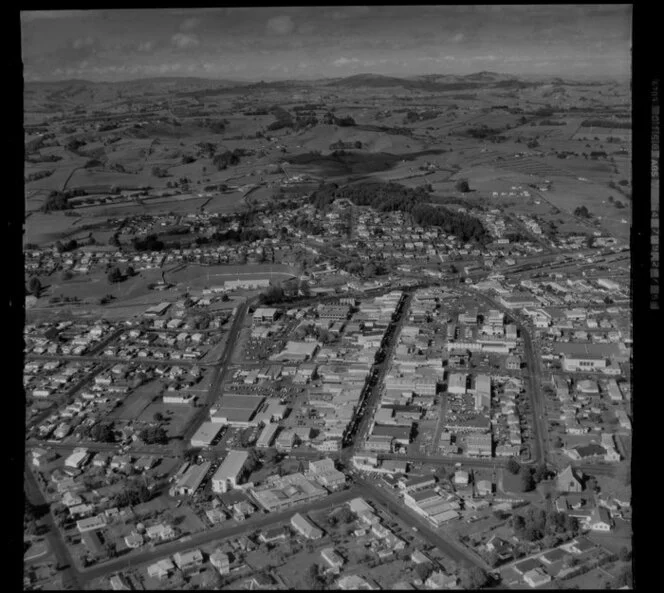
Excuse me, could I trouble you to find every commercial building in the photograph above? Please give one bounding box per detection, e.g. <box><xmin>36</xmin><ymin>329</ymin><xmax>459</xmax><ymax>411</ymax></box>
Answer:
<box><xmin>211</xmin><ymin>450</ymin><xmax>249</xmax><ymax>494</ymax></box>
<box><xmin>64</xmin><ymin>447</ymin><xmax>90</xmax><ymax>469</ymax></box>
<box><xmin>171</xmin><ymin>462</ymin><xmax>211</xmax><ymax>496</ymax></box>
<box><xmin>210</xmin><ymin>394</ymin><xmax>264</xmax><ymax>426</ymax></box>
<box><xmin>447</xmin><ymin>373</ymin><xmax>468</xmax><ymax>395</ymax></box>
<box><xmin>562</xmin><ymin>353</ymin><xmax>607</xmax><ymax>372</ymax></box>
<box><xmin>256</xmin><ymin>423</ymin><xmax>280</xmax><ymax>448</ymax></box>
<box><xmin>251</xmin><ymin>473</ymin><xmax>327</xmax><ymax>513</ymax></box>
<box><xmin>189</xmin><ymin>422</ymin><xmax>223</xmax><ymax>448</ymax></box>
<box><xmin>253</xmin><ymin>307</ymin><xmax>279</xmax><ymax>325</ymax></box>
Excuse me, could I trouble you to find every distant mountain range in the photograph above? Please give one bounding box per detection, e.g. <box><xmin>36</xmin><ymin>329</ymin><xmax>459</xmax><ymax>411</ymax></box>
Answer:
<box><xmin>24</xmin><ymin>71</ymin><xmax>626</xmax><ymax>96</ymax></box>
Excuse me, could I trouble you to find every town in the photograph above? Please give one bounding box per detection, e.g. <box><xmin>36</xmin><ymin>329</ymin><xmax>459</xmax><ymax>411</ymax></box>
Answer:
<box><xmin>22</xmin><ymin>6</ymin><xmax>633</xmax><ymax>591</ymax></box>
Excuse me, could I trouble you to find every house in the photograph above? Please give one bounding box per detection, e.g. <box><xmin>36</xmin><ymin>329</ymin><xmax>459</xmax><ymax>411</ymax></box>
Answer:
<box><xmin>337</xmin><ymin>575</ymin><xmax>376</xmax><ymax>590</ymax></box>
<box><xmin>259</xmin><ymin>526</ymin><xmax>288</xmax><ymax>543</ymax></box>
<box><xmin>124</xmin><ymin>532</ymin><xmax>144</xmax><ymax>549</ymax></box>
<box><xmin>523</xmin><ymin>567</ymin><xmax>552</xmax><ymax>588</ymax></box>
<box><xmin>425</xmin><ymin>572</ymin><xmax>457</xmax><ymax>589</ymax></box>
<box><xmin>173</xmin><ymin>549</ymin><xmax>204</xmax><ymax>571</ymax></box>
<box><xmin>514</xmin><ymin>558</ymin><xmax>542</xmax><ymax>575</ymax></box>
<box><xmin>291</xmin><ymin>512</ymin><xmax>323</xmax><ymax>540</ymax></box>
<box><xmin>411</xmin><ymin>550</ymin><xmax>430</xmax><ymax>564</ymax></box>
<box><xmin>321</xmin><ymin>547</ymin><xmax>344</xmax><ymax>570</ymax></box>
<box><xmin>565</xmin><ymin>537</ymin><xmax>596</xmax><ymax>555</ymax></box>
<box><xmin>109</xmin><ymin>575</ymin><xmax>131</xmax><ymax>591</ymax></box>
<box><xmin>476</xmin><ymin>480</ymin><xmax>493</xmax><ymax>496</ymax></box>
<box><xmin>454</xmin><ymin>470</ymin><xmax>469</xmax><ymax>486</ymax></box>
<box><xmin>588</xmin><ymin>506</ymin><xmax>613</xmax><ymax>531</ymax></box>
<box><xmin>147</xmin><ymin>558</ymin><xmax>175</xmax><ymax>580</ymax></box>
<box><xmin>210</xmin><ymin>549</ymin><xmax>230</xmax><ymax>575</ymax></box>
<box><xmin>555</xmin><ymin>465</ymin><xmax>583</xmax><ymax>493</ymax></box>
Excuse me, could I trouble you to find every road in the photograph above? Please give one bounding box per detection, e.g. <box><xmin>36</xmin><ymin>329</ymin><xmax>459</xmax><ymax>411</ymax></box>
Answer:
<box><xmin>377</xmin><ymin>452</ymin><xmax>508</xmax><ymax>470</ymax></box>
<box><xmin>345</xmin><ymin>291</ymin><xmax>412</xmax><ymax>458</ymax></box>
<box><xmin>457</xmin><ymin>286</ymin><xmax>549</xmax><ymax>466</ymax></box>
<box><xmin>73</xmin><ymin>486</ymin><xmax>357</xmax><ymax>585</ymax></box>
<box><xmin>29</xmin><ymin>362</ymin><xmax>112</xmax><ymax>431</ymax></box>
<box><xmin>354</xmin><ymin>476</ymin><xmax>491</xmax><ymax>572</ymax></box>
<box><xmin>26</xmin><ymin>353</ymin><xmax>215</xmax><ymax>367</ymax></box>
<box><xmin>25</xmin><ymin>467</ymin><xmax>81</xmax><ymax>589</ymax></box>
<box><xmin>182</xmin><ymin>299</ymin><xmax>252</xmax><ymax>443</ymax></box>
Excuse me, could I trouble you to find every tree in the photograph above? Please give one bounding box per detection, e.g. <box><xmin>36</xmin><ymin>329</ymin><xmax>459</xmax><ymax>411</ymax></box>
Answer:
<box><xmin>107</xmin><ymin>267</ymin><xmax>123</xmax><ymax>284</ymax></box>
<box><xmin>415</xmin><ymin>563</ymin><xmax>433</xmax><ymax>582</ymax></box>
<box><xmin>521</xmin><ymin>467</ymin><xmax>536</xmax><ymax>492</ymax></box>
<box><xmin>27</xmin><ymin>277</ymin><xmax>42</xmax><ymax>297</ymax></box>
<box><xmin>153</xmin><ymin>412</ymin><xmax>164</xmax><ymax>423</ymax></box>
<box><xmin>512</xmin><ymin>514</ymin><xmax>526</xmax><ymax>533</ymax></box>
<box><xmin>126</xmin><ymin>266</ymin><xmax>137</xmax><ymax>277</ymax></box>
<box><xmin>139</xmin><ymin>425</ymin><xmax>168</xmax><ymax>445</ymax></box>
<box><xmin>618</xmin><ymin>546</ymin><xmax>632</xmax><ymax>562</ymax></box>
<box><xmin>507</xmin><ymin>457</ymin><xmax>521</xmax><ymax>475</ymax></box>
<box><xmin>460</xmin><ymin>566</ymin><xmax>489</xmax><ymax>589</ymax></box>
<box><xmin>455</xmin><ymin>179</ymin><xmax>470</xmax><ymax>193</ymax></box>
<box><xmin>533</xmin><ymin>464</ymin><xmax>549</xmax><ymax>483</ymax></box>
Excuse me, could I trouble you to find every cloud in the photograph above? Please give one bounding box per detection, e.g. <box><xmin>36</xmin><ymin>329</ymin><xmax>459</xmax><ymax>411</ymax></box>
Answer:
<box><xmin>171</xmin><ymin>33</ymin><xmax>200</xmax><ymax>49</ymax></box>
<box><xmin>21</xmin><ymin>10</ymin><xmax>89</xmax><ymax>23</ymax></box>
<box><xmin>137</xmin><ymin>41</ymin><xmax>155</xmax><ymax>52</ymax></box>
<box><xmin>451</xmin><ymin>33</ymin><xmax>465</xmax><ymax>42</ymax></box>
<box><xmin>72</xmin><ymin>36</ymin><xmax>95</xmax><ymax>49</ymax></box>
<box><xmin>266</xmin><ymin>15</ymin><xmax>294</xmax><ymax>35</ymax></box>
<box><xmin>180</xmin><ymin>17</ymin><xmax>201</xmax><ymax>32</ymax></box>
<box><xmin>333</xmin><ymin>57</ymin><xmax>360</xmax><ymax>67</ymax></box>
<box><xmin>327</xmin><ymin>7</ymin><xmax>371</xmax><ymax>20</ymax></box>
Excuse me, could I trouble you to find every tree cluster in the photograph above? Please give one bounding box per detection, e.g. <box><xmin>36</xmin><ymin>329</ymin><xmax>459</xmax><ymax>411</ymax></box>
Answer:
<box><xmin>139</xmin><ymin>425</ymin><xmax>168</xmax><ymax>445</ymax></box>
<box><xmin>88</xmin><ymin>422</ymin><xmax>116</xmax><ymax>443</ymax></box>
<box><xmin>132</xmin><ymin>234</ymin><xmax>165</xmax><ymax>251</ymax></box>
<box><xmin>574</xmin><ymin>205</ymin><xmax>592</xmax><ymax>218</ymax></box>
<box><xmin>581</xmin><ymin>119</ymin><xmax>631</xmax><ymax>129</ymax></box>
<box><xmin>309</xmin><ymin>181</ymin><xmax>489</xmax><ymax>245</ymax></box>
<box><xmin>112</xmin><ymin>478</ymin><xmax>152</xmax><ymax>507</ymax></box>
<box><xmin>512</xmin><ymin>508</ymin><xmax>579</xmax><ymax>543</ymax></box>
<box><xmin>212</xmin><ymin>149</ymin><xmax>248</xmax><ymax>170</ymax></box>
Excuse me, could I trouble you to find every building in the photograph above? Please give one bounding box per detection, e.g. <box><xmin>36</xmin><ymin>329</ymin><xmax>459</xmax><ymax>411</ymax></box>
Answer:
<box><xmin>321</xmin><ymin>547</ymin><xmax>344</xmax><ymax>570</ymax></box>
<box><xmin>307</xmin><ymin>458</ymin><xmax>346</xmax><ymax>490</ymax></box>
<box><xmin>253</xmin><ymin>307</ymin><xmax>279</xmax><ymax>325</ymax></box>
<box><xmin>210</xmin><ymin>550</ymin><xmax>230</xmax><ymax>575</ymax></box>
<box><xmin>173</xmin><ymin>549</ymin><xmax>204</xmax><ymax>571</ymax></box>
<box><xmin>211</xmin><ymin>450</ymin><xmax>249</xmax><ymax>494</ymax></box>
<box><xmin>209</xmin><ymin>394</ymin><xmax>264</xmax><ymax>426</ymax></box>
<box><xmin>189</xmin><ymin>422</ymin><xmax>223</xmax><ymax>448</ymax></box>
<box><xmin>76</xmin><ymin>515</ymin><xmax>107</xmax><ymax>533</ymax></box>
<box><xmin>562</xmin><ymin>353</ymin><xmax>607</xmax><ymax>372</ymax></box>
<box><xmin>466</xmin><ymin>433</ymin><xmax>492</xmax><ymax>457</ymax></box>
<box><xmin>64</xmin><ymin>448</ymin><xmax>90</xmax><ymax>470</ymax></box>
<box><xmin>171</xmin><ymin>462</ymin><xmax>211</xmax><ymax>496</ymax></box>
<box><xmin>523</xmin><ymin>567</ymin><xmax>552</xmax><ymax>588</ymax></box>
<box><xmin>291</xmin><ymin>512</ymin><xmax>323</xmax><ymax>539</ymax></box>
<box><xmin>556</xmin><ymin>465</ymin><xmax>584</xmax><ymax>493</ymax></box>
<box><xmin>588</xmin><ymin>506</ymin><xmax>613</xmax><ymax>531</ymax></box>
<box><xmin>147</xmin><ymin>559</ymin><xmax>175</xmax><ymax>580</ymax></box>
<box><xmin>506</xmin><ymin>356</ymin><xmax>521</xmax><ymax>370</ymax></box>
<box><xmin>256</xmin><ymin>423</ymin><xmax>280</xmax><ymax>448</ymax></box>
<box><xmin>251</xmin><ymin>473</ymin><xmax>327</xmax><ymax>513</ymax></box>
<box><xmin>447</xmin><ymin>373</ymin><xmax>467</xmax><ymax>394</ymax></box>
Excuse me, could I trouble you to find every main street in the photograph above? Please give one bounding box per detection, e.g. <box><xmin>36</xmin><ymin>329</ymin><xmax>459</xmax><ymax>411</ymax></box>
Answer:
<box><xmin>182</xmin><ymin>300</ymin><xmax>252</xmax><ymax>443</ymax></box>
<box><xmin>344</xmin><ymin>291</ymin><xmax>414</xmax><ymax>460</ymax></box>
<box><xmin>458</xmin><ymin>286</ymin><xmax>549</xmax><ymax>466</ymax></box>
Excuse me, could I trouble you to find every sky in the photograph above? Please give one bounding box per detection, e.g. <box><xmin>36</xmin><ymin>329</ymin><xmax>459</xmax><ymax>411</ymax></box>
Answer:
<box><xmin>20</xmin><ymin>6</ymin><xmax>632</xmax><ymax>82</ymax></box>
